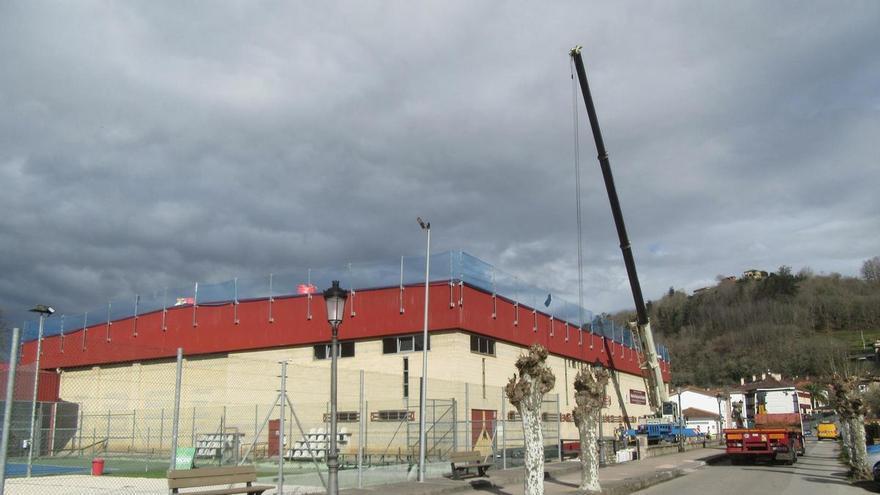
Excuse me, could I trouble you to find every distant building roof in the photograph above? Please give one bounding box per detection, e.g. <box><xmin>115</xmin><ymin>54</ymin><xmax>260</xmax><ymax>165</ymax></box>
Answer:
<box><xmin>675</xmin><ymin>386</ymin><xmax>726</xmax><ymax>398</ymax></box>
<box><xmin>682</xmin><ymin>407</ymin><xmax>720</xmax><ymax>420</ymax></box>
<box><xmin>731</xmin><ymin>376</ymin><xmax>797</xmax><ymax>392</ymax></box>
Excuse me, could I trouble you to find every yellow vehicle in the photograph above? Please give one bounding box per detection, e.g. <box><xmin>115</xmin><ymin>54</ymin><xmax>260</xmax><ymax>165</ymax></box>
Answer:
<box><xmin>817</xmin><ymin>422</ymin><xmax>838</xmax><ymax>440</ymax></box>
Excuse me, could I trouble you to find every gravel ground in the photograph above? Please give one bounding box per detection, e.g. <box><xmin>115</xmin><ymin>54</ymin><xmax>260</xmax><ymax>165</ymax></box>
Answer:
<box><xmin>3</xmin><ymin>475</ymin><xmax>326</xmax><ymax>495</ymax></box>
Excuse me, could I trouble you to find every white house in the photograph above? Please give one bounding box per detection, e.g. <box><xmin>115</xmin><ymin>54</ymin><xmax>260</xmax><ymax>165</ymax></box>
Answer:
<box><xmin>669</xmin><ymin>387</ymin><xmax>731</xmax><ymax>436</ymax></box>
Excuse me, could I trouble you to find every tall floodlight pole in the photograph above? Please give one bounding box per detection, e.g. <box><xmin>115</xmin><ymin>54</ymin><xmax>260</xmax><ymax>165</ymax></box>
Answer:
<box><xmin>416</xmin><ymin>217</ymin><xmax>431</xmax><ymax>482</ymax></box>
<box><xmin>323</xmin><ymin>281</ymin><xmax>349</xmax><ymax>495</ymax></box>
<box><xmin>0</xmin><ymin>327</ymin><xmax>22</xmax><ymax>492</ymax></box>
<box><xmin>26</xmin><ymin>304</ymin><xmax>54</xmax><ymax>478</ymax></box>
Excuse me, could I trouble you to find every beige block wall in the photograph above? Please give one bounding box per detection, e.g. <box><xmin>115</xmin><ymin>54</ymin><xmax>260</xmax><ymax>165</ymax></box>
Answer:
<box><xmin>57</xmin><ymin>331</ymin><xmax>661</xmax><ymax>454</ymax></box>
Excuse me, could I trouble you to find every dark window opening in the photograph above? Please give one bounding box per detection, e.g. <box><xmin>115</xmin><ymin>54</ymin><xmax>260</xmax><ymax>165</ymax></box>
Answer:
<box><xmin>403</xmin><ymin>357</ymin><xmax>409</xmax><ymax>399</ymax></box>
<box><xmin>382</xmin><ymin>334</ymin><xmax>431</xmax><ymax>354</ymax></box>
<box><xmin>470</xmin><ymin>335</ymin><xmax>496</xmax><ymax>356</ymax></box>
<box><xmin>323</xmin><ymin>411</ymin><xmax>359</xmax><ymax>422</ymax></box>
<box><xmin>313</xmin><ymin>341</ymin><xmax>355</xmax><ymax>360</ymax></box>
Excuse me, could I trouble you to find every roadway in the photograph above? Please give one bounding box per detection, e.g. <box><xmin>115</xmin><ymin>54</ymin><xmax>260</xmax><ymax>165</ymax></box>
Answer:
<box><xmin>636</xmin><ymin>439</ymin><xmax>873</xmax><ymax>495</ymax></box>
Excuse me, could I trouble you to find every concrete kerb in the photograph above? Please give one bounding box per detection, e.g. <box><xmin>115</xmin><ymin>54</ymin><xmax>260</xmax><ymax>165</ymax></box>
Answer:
<box><xmin>340</xmin><ymin>461</ymin><xmax>583</xmax><ymax>495</ymax></box>
<box><xmin>596</xmin><ymin>453</ymin><xmax>727</xmax><ymax>495</ymax></box>
<box><xmin>341</xmin><ymin>452</ymin><xmax>728</xmax><ymax>495</ymax></box>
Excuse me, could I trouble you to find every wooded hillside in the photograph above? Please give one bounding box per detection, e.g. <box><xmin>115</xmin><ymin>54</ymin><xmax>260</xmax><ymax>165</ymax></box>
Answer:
<box><xmin>617</xmin><ymin>258</ymin><xmax>880</xmax><ymax>387</ymax></box>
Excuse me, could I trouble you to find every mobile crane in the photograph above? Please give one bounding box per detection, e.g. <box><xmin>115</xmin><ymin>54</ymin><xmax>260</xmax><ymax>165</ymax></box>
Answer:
<box><xmin>568</xmin><ymin>46</ymin><xmax>676</xmax><ymax>423</ymax></box>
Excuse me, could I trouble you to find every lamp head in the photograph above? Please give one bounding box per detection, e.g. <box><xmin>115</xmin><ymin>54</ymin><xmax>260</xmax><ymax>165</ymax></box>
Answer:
<box><xmin>323</xmin><ymin>280</ymin><xmax>349</xmax><ymax>328</ymax></box>
<box><xmin>417</xmin><ymin>217</ymin><xmax>429</xmax><ymax>230</ymax></box>
<box><xmin>29</xmin><ymin>304</ymin><xmax>55</xmax><ymax>316</ymax></box>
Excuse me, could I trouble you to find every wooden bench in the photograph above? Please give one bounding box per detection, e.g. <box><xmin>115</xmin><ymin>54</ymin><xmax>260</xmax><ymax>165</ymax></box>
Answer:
<box><xmin>167</xmin><ymin>465</ymin><xmax>273</xmax><ymax>495</ymax></box>
<box><xmin>449</xmin><ymin>451</ymin><xmax>492</xmax><ymax>480</ymax></box>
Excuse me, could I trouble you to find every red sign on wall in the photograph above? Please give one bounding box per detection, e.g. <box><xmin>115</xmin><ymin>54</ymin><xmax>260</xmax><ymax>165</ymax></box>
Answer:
<box><xmin>629</xmin><ymin>389</ymin><xmax>647</xmax><ymax>405</ymax></box>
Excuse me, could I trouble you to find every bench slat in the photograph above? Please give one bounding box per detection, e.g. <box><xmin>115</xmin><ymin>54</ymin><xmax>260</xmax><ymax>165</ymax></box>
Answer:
<box><xmin>168</xmin><ymin>466</ymin><xmax>259</xmax><ymax>489</ymax></box>
<box><xmin>169</xmin><ymin>466</ymin><xmax>256</xmax><ymax>479</ymax></box>
<box><xmin>171</xmin><ymin>485</ymin><xmax>273</xmax><ymax>495</ymax></box>
<box><xmin>448</xmin><ymin>451</ymin><xmax>491</xmax><ymax>480</ymax></box>
<box><xmin>449</xmin><ymin>451</ymin><xmax>483</xmax><ymax>462</ymax></box>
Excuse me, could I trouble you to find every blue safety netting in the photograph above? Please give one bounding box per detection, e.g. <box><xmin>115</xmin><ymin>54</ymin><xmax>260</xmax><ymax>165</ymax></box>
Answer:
<box><xmin>18</xmin><ymin>250</ymin><xmax>669</xmax><ymax>361</ymax></box>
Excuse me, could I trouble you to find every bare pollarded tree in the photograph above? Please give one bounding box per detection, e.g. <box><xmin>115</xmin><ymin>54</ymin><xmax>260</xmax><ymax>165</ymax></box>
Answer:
<box><xmin>830</xmin><ymin>373</ymin><xmax>871</xmax><ymax>480</ymax></box>
<box><xmin>505</xmin><ymin>344</ymin><xmax>556</xmax><ymax>495</ymax></box>
<box><xmin>572</xmin><ymin>365</ymin><xmax>610</xmax><ymax>493</ymax></box>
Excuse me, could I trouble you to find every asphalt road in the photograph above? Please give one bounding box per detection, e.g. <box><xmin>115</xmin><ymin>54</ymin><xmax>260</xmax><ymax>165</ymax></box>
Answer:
<box><xmin>636</xmin><ymin>439</ymin><xmax>876</xmax><ymax>495</ymax></box>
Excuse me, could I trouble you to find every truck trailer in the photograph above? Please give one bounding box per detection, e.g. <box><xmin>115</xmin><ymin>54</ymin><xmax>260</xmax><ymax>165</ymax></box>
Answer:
<box><xmin>723</xmin><ymin>387</ymin><xmax>805</xmax><ymax>464</ymax></box>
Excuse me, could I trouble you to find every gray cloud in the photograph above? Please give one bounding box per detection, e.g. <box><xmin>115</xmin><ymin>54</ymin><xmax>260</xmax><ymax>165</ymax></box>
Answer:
<box><xmin>1</xmin><ymin>1</ymin><xmax>879</xmax><ymax>326</ymax></box>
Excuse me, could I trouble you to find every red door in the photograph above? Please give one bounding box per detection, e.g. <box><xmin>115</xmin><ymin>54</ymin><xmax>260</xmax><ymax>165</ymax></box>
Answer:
<box><xmin>268</xmin><ymin>419</ymin><xmax>280</xmax><ymax>457</ymax></box>
<box><xmin>471</xmin><ymin>409</ymin><xmax>497</xmax><ymax>448</ymax></box>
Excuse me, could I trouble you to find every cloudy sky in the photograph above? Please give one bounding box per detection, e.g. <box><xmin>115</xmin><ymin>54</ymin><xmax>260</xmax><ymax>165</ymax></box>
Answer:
<box><xmin>1</xmin><ymin>2</ymin><xmax>878</xmax><ymax>326</ymax></box>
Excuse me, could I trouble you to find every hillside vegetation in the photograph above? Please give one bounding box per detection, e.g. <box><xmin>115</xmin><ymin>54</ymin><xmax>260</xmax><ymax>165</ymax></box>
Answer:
<box><xmin>617</xmin><ymin>260</ymin><xmax>880</xmax><ymax>388</ymax></box>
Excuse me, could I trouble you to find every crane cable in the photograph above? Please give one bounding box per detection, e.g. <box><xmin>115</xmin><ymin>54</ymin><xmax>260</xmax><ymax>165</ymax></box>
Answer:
<box><xmin>570</xmin><ymin>58</ymin><xmax>586</xmax><ymax>346</ymax></box>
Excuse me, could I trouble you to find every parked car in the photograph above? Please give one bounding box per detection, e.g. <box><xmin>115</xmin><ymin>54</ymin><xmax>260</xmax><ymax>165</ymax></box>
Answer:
<box><xmin>867</xmin><ymin>444</ymin><xmax>880</xmax><ymax>481</ymax></box>
<box><xmin>817</xmin><ymin>422</ymin><xmax>839</xmax><ymax>440</ymax></box>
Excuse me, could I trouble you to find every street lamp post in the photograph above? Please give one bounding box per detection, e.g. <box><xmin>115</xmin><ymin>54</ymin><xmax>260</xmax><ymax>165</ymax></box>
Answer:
<box><xmin>26</xmin><ymin>304</ymin><xmax>54</xmax><ymax>478</ymax></box>
<box><xmin>715</xmin><ymin>393</ymin><xmax>724</xmax><ymax>445</ymax></box>
<box><xmin>323</xmin><ymin>281</ymin><xmax>349</xmax><ymax>495</ymax></box>
<box><xmin>416</xmin><ymin>217</ymin><xmax>430</xmax><ymax>482</ymax></box>
<box><xmin>677</xmin><ymin>387</ymin><xmax>684</xmax><ymax>453</ymax></box>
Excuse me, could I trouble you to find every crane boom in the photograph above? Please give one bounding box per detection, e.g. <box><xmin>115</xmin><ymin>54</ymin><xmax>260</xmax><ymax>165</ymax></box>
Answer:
<box><xmin>569</xmin><ymin>45</ymin><xmax>669</xmax><ymax>413</ymax></box>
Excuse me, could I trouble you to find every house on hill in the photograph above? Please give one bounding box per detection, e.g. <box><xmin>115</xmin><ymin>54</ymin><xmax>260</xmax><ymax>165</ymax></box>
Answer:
<box><xmin>742</xmin><ymin>269</ymin><xmax>769</xmax><ymax>281</ymax></box>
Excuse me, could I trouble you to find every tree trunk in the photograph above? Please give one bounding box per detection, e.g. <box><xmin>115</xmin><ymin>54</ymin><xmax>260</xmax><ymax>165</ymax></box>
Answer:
<box><xmin>577</xmin><ymin>409</ymin><xmax>601</xmax><ymax>493</ymax></box>
<box><xmin>520</xmin><ymin>403</ymin><xmax>545</xmax><ymax>495</ymax></box>
<box><xmin>840</xmin><ymin>419</ymin><xmax>853</xmax><ymax>464</ymax></box>
<box><xmin>506</xmin><ymin>345</ymin><xmax>555</xmax><ymax>495</ymax></box>
<box><xmin>849</xmin><ymin>415</ymin><xmax>871</xmax><ymax>480</ymax></box>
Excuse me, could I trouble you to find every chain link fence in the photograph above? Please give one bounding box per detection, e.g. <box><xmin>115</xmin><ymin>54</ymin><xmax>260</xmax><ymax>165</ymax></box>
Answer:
<box><xmin>0</xmin><ymin>337</ymin><xmax>587</xmax><ymax>494</ymax></box>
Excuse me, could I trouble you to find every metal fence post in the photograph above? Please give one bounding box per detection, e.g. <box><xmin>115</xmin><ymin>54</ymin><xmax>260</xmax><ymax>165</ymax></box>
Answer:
<box><xmin>364</xmin><ymin>400</ymin><xmax>369</xmax><ymax>462</ymax></box>
<box><xmin>131</xmin><ymin>409</ymin><xmax>136</xmax><ymax>452</ymax></box>
<box><xmin>358</xmin><ymin>369</ymin><xmax>365</xmax><ymax>488</ymax></box>
<box><xmin>169</xmin><ymin>348</ymin><xmax>183</xmax><ymax>470</ymax></box>
<box><xmin>464</xmin><ymin>383</ymin><xmax>470</xmax><ymax>450</ymax></box>
<box><xmin>556</xmin><ymin>393</ymin><xmax>562</xmax><ymax>462</ymax></box>
<box><xmin>159</xmin><ymin>408</ymin><xmax>165</xmax><ymax>451</ymax></box>
<box><xmin>49</xmin><ymin>402</ymin><xmax>58</xmax><ymax>455</ymax></box>
<box><xmin>0</xmin><ymin>328</ymin><xmax>22</xmax><ymax>492</ymax></box>
<box><xmin>451</xmin><ymin>398</ymin><xmax>458</xmax><ymax>453</ymax></box>
<box><xmin>501</xmin><ymin>387</ymin><xmax>507</xmax><ymax>470</ymax></box>
<box><xmin>78</xmin><ymin>408</ymin><xmax>83</xmax><ymax>451</ymax></box>
<box><xmin>278</xmin><ymin>361</ymin><xmax>287</xmax><ymax>494</ymax></box>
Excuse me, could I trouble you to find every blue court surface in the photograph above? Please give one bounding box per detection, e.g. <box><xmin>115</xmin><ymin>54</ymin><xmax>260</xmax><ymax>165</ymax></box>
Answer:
<box><xmin>4</xmin><ymin>463</ymin><xmax>88</xmax><ymax>477</ymax></box>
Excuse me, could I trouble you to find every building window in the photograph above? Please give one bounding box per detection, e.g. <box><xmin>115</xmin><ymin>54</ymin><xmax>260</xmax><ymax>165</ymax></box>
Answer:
<box><xmin>323</xmin><ymin>411</ymin><xmax>359</xmax><ymax>423</ymax></box>
<box><xmin>370</xmin><ymin>410</ymin><xmax>414</xmax><ymax>422</ymax></box>
<box><xmin>470</xmin><ymin>335</ymin><xmax>495</xmax><ymax>356</ymax></box>
<box><xmin>403</xmin><ymin>357</ymin><xmax>409</xmax><ymax>399</ymax></box>
<box><xmin>313</xmin><ymin>341</ymin><xmax>355</xmax><ymax>360</ymax></box>
<box><xmin>382</xmin><ymin>334</ymin><xmax>431</xmax><ymax>354</ymax></box>
<box><xmin>565</xmin><ymin>358</ymin><xmax>580</xmax><ymax>368</ymax></box>
<box><xmin>541</xmin><ymin>412</ymin><xmax>559</xmax><ymax>422</ymax></box>
<box><xmin>509</xmin><ymin>412</ymin><xmax>561</xmax><ymax>422</ymax></box>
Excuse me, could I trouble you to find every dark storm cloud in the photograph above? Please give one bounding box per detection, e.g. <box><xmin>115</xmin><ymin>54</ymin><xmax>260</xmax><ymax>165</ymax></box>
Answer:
<box><xmin>1</xmin><ymin>1</ymin><xmax>878</xmax><ymax>325</ymax></box>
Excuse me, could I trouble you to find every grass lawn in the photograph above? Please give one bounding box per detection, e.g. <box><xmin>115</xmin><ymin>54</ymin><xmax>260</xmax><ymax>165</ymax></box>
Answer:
<box><xmin>831</xmin><ymin>328</ymin><xmax>880</xmax><ymax>353</ymax></box>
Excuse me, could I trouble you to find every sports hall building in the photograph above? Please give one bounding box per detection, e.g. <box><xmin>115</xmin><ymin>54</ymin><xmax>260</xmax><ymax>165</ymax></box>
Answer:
<box><xmin>16</xmin><ymin>251</ymin><xmax>671</xmax><ymax>460</ymax></box>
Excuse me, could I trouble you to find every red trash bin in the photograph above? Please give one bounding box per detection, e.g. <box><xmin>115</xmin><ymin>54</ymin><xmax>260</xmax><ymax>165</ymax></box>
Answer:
<box><xmin>91</xmin><ymin>458</ymin><xmax>104</xmax><ymax>476</ymax></box>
